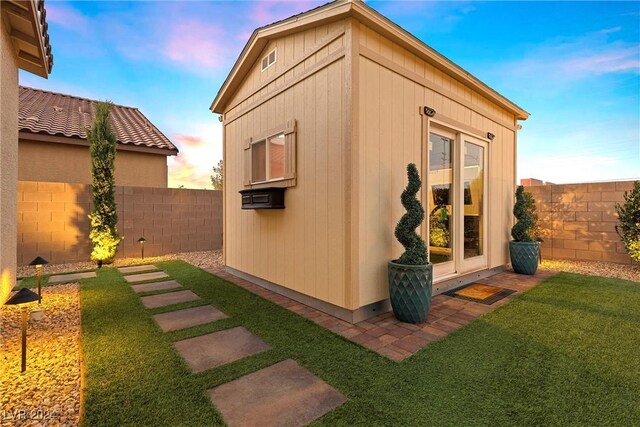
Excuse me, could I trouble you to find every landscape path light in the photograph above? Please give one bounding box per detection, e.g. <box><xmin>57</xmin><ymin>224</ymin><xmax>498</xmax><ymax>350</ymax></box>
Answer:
<box><xmin>5</xmin><ymin>288</ymin><xmax>41</xmax><ymax>372</ymax></box>
<box><xmin>138</xmin><ymin>236</ymin><xmax>146</xmax><ymax>259</ymax></box>
<box><xmin>29</xmin><ymin>256</ymin><xmax>49</xmax><ymax>303</ymax></box>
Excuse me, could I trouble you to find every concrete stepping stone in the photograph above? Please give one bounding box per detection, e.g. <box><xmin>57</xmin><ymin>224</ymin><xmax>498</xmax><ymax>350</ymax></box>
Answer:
<box><xmin>124</xmin><ymin>271</ymin><xmax>169</xmax><ymax>283</ymax></box>
<box><xmin>174</xmin><ymin>327</ymin><xmax>270</xmax><ymax>373</ymax></box>
<box><xmin>48</xmin><ymin>272</ymin><xmax>97</xmax><ymax>284</ymax></box>
<box><xmin>209</xmin><ymin>359</ymin><xmax>347</xmax><ymax>427</ymax></box>
<box><xmin>118</xmin><ymin>265</ymin><xmax>157</xmax><ymax>274</ymax></box>
<box><xmin>153</xmin><ymin>305</ymin><xmax>227</xmax><ymax>332</ymax></box>
<box><xmin>131</xmin><ymin>280</ymin><xmax>182</xmax><ymax>294</ymax></box>
<box><xmin>140</xmin><ymin>290</ymin><xmax>200</xmax><ymax>309</ymax></box>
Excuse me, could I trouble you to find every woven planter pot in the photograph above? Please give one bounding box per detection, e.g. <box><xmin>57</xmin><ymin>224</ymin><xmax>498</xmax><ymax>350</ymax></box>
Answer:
<box><xmin>388</xmin><ymin>261</ymin><xmax>433</xmax><ymax>324</ymax></box>
<box><xmin>509</xmin><ymin>241</ymin><xmax>539</xmax><ymax>275</ymax></box>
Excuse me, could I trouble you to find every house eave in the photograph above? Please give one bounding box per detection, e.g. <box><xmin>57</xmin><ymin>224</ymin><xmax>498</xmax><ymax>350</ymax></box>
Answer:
<box><xmin>211</xmin><ymin>0</ymin><xmax>529</xmax><ymax>120</ymax></box>
<box><xmin>1</xmin><ymin>0</ymin><xmax>53</xmax><ymax>78</ymax></box>
<box><xmin>19</xmin><ymin>131</ymin><xmax>179</xmax><ymax>156</ymax></box>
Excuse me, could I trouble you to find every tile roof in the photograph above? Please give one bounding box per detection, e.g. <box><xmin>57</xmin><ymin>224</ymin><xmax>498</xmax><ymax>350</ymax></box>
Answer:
<box><xmin>19</xmin><ymin>86</ymin><xmax>178</xmax><ymax>153</ymax></box>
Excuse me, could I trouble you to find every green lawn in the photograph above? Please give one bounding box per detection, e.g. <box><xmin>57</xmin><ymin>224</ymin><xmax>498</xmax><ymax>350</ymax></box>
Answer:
<box><xmin>78</xmin><ymin>261</ymin><xmax>640</xmax><ymax>426</ymax></box>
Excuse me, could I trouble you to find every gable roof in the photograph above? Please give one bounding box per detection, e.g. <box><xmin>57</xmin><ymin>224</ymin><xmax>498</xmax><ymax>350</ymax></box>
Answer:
<box><xmin>19</xmin><ymin>86</ymin><xmax>178</xmax><ymax>154</ymax></box>
<box><xmin>211</xmin><ymin>0</ymin><xmax>529</xmax><ymax>120</ymax></box>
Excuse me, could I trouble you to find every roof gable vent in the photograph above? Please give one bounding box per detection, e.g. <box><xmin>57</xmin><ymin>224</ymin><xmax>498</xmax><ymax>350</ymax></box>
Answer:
<box><xmin>261</xmin><ymin>49</ymin><xmax>276</xmax><ymax>72</ymax></box>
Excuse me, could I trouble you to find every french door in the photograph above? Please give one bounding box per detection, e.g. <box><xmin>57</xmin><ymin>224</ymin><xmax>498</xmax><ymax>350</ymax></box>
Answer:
<box><xmin>426</xmin><ymin>125</ymin><xmax>488</xmax><ymax>278</ymax></box>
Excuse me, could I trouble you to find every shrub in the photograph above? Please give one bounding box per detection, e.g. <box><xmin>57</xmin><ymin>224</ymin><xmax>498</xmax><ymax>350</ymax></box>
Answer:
<box><xmin>429</xmin><ymin>211</ymin><xmax>449</xmax><ymax>248</ymax></box>
<box><xmin>615</xmin><ymin>181</ymin><xmax>640</xmax><ymax>262</ymax></box>
<box><xmin>87</xmin><ymin>102</ymin><xmax>122</xmax><ymax>265</ymax></box>
<box><xmin>523</xmin><ymin>190</ymin><xmax>540</xmax><ymax>240</ymax></box>
<box><xmin>511</xmin><ymin>185</ymin><xmax>535</xmax><ymax>242</ymax></box>
<box><xmin>394</xmin><ymin>164</ymin><xmax>428</xmax><ymax>265</ymax></box>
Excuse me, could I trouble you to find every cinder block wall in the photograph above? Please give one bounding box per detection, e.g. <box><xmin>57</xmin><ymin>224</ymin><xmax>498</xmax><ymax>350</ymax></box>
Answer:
<box><xmin>525</xmin><ymin>180</ymin><xmax>636</xmax><ymax>265</ymax></box>
<box><xmin>17</xmin><ymin>181</ymin><xmax>223</xmax><ymax>266</ymax></box>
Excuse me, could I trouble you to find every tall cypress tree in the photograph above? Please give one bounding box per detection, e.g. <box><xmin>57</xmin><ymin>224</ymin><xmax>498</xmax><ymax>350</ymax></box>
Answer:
<box><xmin>87</xmin><ymin>102</ymin><xmax>121</xmax><ymax>266</ymax></box>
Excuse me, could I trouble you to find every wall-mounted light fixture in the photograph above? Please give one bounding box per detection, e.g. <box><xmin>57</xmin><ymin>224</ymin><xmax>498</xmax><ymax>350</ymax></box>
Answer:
<box><xmin>29</xmin><ymin>256</ymin><xmax>48</xmax><ymax>304</ymax></box>
<box><xmin>423</xmin><ymin>106</ymin><xmax>436</xmax><ymax>117</ymax></box>
<box><xmin>137</xmin><ymin>236</ymin><xmax>146</xmax><ymax>259</ymax></box>
<box><xmin>487</xmin><ymin>132</ymin><xmax>495</xmax><ymax>141</ymax></box>
<box><xmin>5</xmin><ymin>288</ymin><xmax>41</xmax><ymax>372</ymax></box>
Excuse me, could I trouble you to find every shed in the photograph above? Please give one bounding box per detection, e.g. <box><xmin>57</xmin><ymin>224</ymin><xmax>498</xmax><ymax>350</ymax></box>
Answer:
<box><xmin>211</xmin><ymin>0</ymin><xmax>529</xmax><ymax>322</ymax></box>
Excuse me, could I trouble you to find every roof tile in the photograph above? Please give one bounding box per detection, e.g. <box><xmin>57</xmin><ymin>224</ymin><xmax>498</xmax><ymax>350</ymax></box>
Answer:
<box><xmin>19</xmin><ymin>86</ymin><xmax>178</xmax><ymax>153</ymax></box>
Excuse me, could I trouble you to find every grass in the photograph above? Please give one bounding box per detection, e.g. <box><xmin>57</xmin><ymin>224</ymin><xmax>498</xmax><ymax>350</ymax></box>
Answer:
<box><xmin>78</xmin><ymin>261</ymin><xmax>640</xmax><ymax>426</ymax></box>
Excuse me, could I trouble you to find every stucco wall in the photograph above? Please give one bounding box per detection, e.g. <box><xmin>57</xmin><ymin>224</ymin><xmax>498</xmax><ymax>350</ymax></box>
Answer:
<box><xmin>1</xmin><ymin>20</ymin><xmax>19</xmax><ymax>303</ymax></box>
<box><xmin>17</xmin><ymin>181</ymin><xmax>223</xmax><ymax>265</ymax></box>
<box><xmin>19</xmin><ymin>139</ymin><xmax>170</xmax><ymax>187</ymax></box>
<box><xmin>525</xmin><ymin>181</ymin><xmax>636</xmax><ymax>264</ymax></box>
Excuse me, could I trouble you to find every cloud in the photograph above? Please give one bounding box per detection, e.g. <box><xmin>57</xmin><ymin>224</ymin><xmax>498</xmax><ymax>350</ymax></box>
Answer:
<box><xmin>162</xmin><ymin>20</ymin><xmax>236</xmax><ymax>72</ymax></box>
<box><xmin>173</xmin><ymin>134</ymin><xmax>209</xmax><ymax>149</ymax></box>
<box><xmin>45</xmin><ymin>3</ymin><xmax>90</xmax><ymax>31</ymax></box>
<box><xmin>168</xmin><ymin>154</ymin><xmax>212</xmax><ymax>189</ymax></box>
<box><xmin>247</xmin><ymin>1</ymin><xmax>319</xmax><ymax>26</ymax></box>
<box><xmin>489</xmin><ymin>28</ymin><xmax>640</xmax><ymax>94</ymax></box>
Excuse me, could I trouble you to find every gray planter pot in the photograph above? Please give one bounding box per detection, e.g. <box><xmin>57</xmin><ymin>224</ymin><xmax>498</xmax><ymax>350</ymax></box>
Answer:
<box><xmin>509</xmin><ymin>241</ymin><xmax>540</xmax><ymax>275</ymax></box>
<box><xmin>388</xmin><ymin>261</ymin><xmax>433</xmax><ymax>324</ymax></box>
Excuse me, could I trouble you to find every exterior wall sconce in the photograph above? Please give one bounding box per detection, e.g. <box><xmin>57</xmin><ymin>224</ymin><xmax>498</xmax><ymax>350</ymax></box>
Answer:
<box><xmin>423</xmin><ymin>106</ymin><xmax>436</xmax><ymax>117</ymax></box>
<box><xmin>487</xmin><ymin>132</ymin><xmax>495</xmax><ymax>141</ymax></box>
<box><xmin>5</xmin><ymin>288</ymin><xmax>41</xmax><ymax>372</ymax></box>
<box><xmin>137</xmin><ymin>237</ymin><xmax>146</xmax><ymax>259</ymax></box>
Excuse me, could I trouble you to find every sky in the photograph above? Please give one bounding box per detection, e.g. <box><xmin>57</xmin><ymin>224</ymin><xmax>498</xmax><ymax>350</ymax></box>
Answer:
<box><xmin>20</xmin><ymin>0</ymin><xmax>640</xmax><ymax>188</ymax></box>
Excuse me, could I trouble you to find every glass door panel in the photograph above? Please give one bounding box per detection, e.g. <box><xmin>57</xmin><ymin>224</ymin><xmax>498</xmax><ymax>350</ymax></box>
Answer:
<box><xmin>463</xmin><ymin>141</ymin><xmax>485</xmax><ymax>259</ymax></box>
<box><xmin>428</xmin><ymin>132</ymin><xmax>454</xmax><ymax>267</ymax></box>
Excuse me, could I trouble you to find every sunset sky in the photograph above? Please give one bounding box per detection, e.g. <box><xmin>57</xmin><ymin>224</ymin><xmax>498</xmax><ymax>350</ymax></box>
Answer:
<box><xmin>20</xmin><ymin>1</ymin><xmax>639</xmax><ymax>188</ymax></box>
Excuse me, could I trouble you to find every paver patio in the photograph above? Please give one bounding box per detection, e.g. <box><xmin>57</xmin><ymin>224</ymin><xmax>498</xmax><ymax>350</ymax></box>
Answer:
<box><xmin>131</xmin><ymin>280</ymin><xmax>182</xmax><ymax>293</ymax></box>
<box><xmin>124</xmin><ymin>271</ymin><xmax>169</xmax><ymax>283</ymax></box>
<box><xmin>173</xmin><ymin>326</ymin><xmax>270</xmax><ymax>372</ymax></box>
<box><xmin>153</xmin><ymin>305</ymin><xmax>227</xmax><ymax>332</ymax></box>
<box><xmin>140</xmin><ymin>289</ymin><xmax>200</xmax><ymax>309</ymax></box>
<box><xmin>48</xmin><ymin>271</ymin><xmax>97</xmax><ymax>284</ymax></box>
<box><xmin>118</xmin><ymin>265</ymin><xmax>158</xmax><ymax>274</ymax></box>
<box><xmin>211</xmin><ymin>268</ymin><xmax>555</xmax><ymax>361</ymax></box>
<box><xmin>209</xmin><ymin>359</ymin><xmax>347</xmax><ymax>427</ymax></box>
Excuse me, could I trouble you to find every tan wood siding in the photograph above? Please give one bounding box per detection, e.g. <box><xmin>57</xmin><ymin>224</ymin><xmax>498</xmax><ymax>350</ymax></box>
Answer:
<box><xmin>353</xmin><ymin>21</ymin><xmax>517</xmax><ymax>306</ymax></box>
<box><xmin>224</xmin><ymin>22</ymin><xmax>349</xmax><ymax>308</ymax></box>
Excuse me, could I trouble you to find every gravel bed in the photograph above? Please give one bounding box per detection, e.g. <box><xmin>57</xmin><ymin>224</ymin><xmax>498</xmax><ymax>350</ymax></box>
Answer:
<box><xmin>540</xmin><ymin>259</ymin><xmax>640</xmax><ymax>282</ymax></box>
<box><xmin>1</xmin><ymin>283</ymin><xmax>81</xmax><ymax>426</ymax></box>
<box><xmin>17</xmin><ymin>250</ymin><xmax>224</xmax><ymax>279</ymax></box>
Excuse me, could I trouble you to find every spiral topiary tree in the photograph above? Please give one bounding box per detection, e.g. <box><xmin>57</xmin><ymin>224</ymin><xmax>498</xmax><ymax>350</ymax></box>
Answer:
<box><xmin>87</xmin><ymin>102</ymin><xmax>122</xmax><ymax>266</ymax></box>
<box><xmin>395</xmin><ymin>163</ymin><xmax>428</xmax><ymax>265</ymax></box>
<box><xmin>511</xmin><ymin>185</ymin><xmax>534</xmax><ymax>242</ymax></box>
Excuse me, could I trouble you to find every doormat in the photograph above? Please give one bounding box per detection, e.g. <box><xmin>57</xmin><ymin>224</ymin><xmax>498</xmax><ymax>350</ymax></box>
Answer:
<box><xmin>445</xmin><ymin>283</ymin><xmax>516</xmax><ymax>305</ymax></box>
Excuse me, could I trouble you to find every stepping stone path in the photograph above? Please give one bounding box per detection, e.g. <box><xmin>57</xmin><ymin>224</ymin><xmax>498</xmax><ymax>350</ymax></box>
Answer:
<box><xmin>48</xmin><ymin>271</ymin><xmax>97</xmax><ymax>284</ymax></box>
<box><xmin>174</xmin><ymin>327</ymin><xmax>270</xmax><ymax>373</ymax></box>
<box><xmin>124</xmin><ymin>271</ymin><xmax>169</xmax><ymax>283</ymax></box>
<box><xmin>118</xmin><ymin>265</ymin><xmax>158</xmax><ymax>274</ymax></box>
<box><xmin>140</xmin><ymin>290</ymin><xmax>200</xmax><ymax>309</ymax></box>
<box><xmin>121</xmin><ymin>266</ymin><xmax>347</xmax><ymax>425</ymax></box>
<box><xmin>131</xmin><ymin>280</ymin><xmax>182</xmax><ymax>293</ymax></box>
<box><xmin>209</xmin><ymin>359</ymin><xmax>347</xmax><ymax>427</ymax></box>
<box><xmin>153</xmin><ymin>306</ymin><xmax>227</xmax><ymax>332</ymax></box>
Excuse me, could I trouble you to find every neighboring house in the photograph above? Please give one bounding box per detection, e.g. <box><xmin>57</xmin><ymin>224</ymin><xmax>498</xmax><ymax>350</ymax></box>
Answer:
<box><xmin>1</xmin><ymin>0</ymin><xmax>53</xmax><ymax>302</ymax></box>
<box><xmin>18</xmin><ymin>86</ymin><xmax>178</xmax><ymax>187</ymax></box>
<box><xmin>212</xmin><ymin>0</ymin><xmax>530</xmax><ymax>322</ymax></box>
